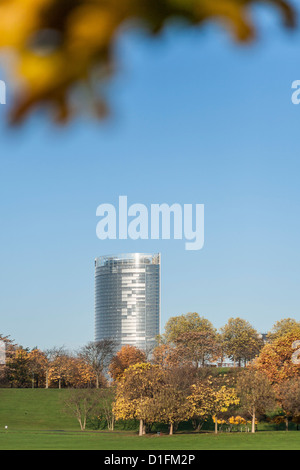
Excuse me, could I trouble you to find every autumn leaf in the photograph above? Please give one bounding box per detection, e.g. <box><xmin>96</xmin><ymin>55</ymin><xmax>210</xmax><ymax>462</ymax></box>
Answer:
<box><xmin>0</xmin><ymin>0</ymin><xmax>295</xmax><ymax>123</ymax></box>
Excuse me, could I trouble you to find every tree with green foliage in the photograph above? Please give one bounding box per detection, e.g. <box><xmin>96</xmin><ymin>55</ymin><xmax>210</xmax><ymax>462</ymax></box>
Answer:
<box><xmin>162</xmin><ymin>313</ymin><xmax>221</xmax><ymax>367</ymax></box>
<box><xmin>221</xmin><ymin>318</ymin><xmax>263</xmax><ymax>367</ymax></box>
<box><xmin>164</xmin><ymin>312</ymin><xmax>216</xmax><ymax>343</ymax></box>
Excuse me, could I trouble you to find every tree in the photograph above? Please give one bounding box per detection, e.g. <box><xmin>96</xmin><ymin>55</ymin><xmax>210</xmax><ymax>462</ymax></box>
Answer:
<box><xmin>7</xmin><ymin>347</ymin><xmax>31</xmax><ymax>388</ymax></box>
<box><xmin>159</xmin><ymin>314</ymin><xmax>221</xmax><ymax>368</ymax></box>
<box><xmin>0</xmin><ymin>0</ymin><xmax>295</xmax><ymax>124</ymax></box>
<box><xmin>208</xmin><ymin>374</ymin><xmax>240</xmax><ymax>434</ymax></box>
<box><xmin>236</xmin><ymin>368</ymin><xmax>275</xmax><ymax>433</ymax></box>
<box><xmin>48</xmin><ymin>351</ymin><xmax>71</xmax><ymax>389</ymax></box>
<box><xmin>108</xmin><ymin>345</ymin><xmax>146</xmax><ymax>381</ymax></box>
<box><xmin>147</xmin><ymin>383</ymin><xmax>189</xmax><ymax>435</ymax></box>
<box><xmin>268</xmin><ymin>318</ymin><xmax>300</xmax><ymax>342</ymax></box>
<box><xmin>44</xmin><ymin>347</ymin><xmax>65</xmax><ymax>389</ymax></box>
<box><xmin>113</xmin><ymin>363</ymin><xmax>164</xmax><ymax>436</ymax></box>
<box><xmin>277</xmin><ymin>378</ymin><xmax>300</xmax><ymax>431</ymax></box>
<box><xmin>187</xmin><ymin>379</ymin><xmax>218</xmax><ymax>431</ymax></box>
<box><xmin>79</xmin><ymin>340</ymin><xmax>116</xmax><ymax>388</ymax></box>
<box><xmin>186</xmin><ymin>375</ymin><xmax>239</xmax><ymax>433</ymax></box>
<box><xmin>63</xmin><ymin>389</ymin><xmax>102</xmax><ymax>431</ymax></box>
<box><xmin>64</xmin><ymin>356</ymin><xmax>99</xmax><ymax>388</ymax></box>
<box><xmin>146</xmin><ymin>367</ymin><xmax>196</xmax><ymax>435</ymax></box>
<box><xmin>173</xmin><ymin>330</ymin><xmax>221</xmax><ymax>368</ymax></box>
<box><xmin>211</xmin><ymin>386</ymin><xmax>240</xmax><ymax>434</ymax></box>
<box><xmin>97</xmin><ymin>387</ymin><xmax>116</xmax><ymax>431</ymax></box>
<box><xmin>164</xmin><ymin>313</ymin><xmax>216</xmax><ymax>344</ymax></box>
<box><xmin>27</xmin><ymin>349</ymin><xmax>48</xmax><ymax>388</ymax></box>
<box><xmin>152</xmin><ymin>343</ymin><xmax>179</xmax><ymax>369</ymax></box>
<box><xmin>47</xmin><ymin>352</ymin><xmax>99</xmax><ymax>389</ymax></box>
<box><xmin>221</xmin><ymin>318</ymin><xmax>263</xmax><ymax>367</ymax></box>
<box><xmin>255</xmin><ymin>329</ymin><xmax>300</xmax><ymax>384</ymax></box>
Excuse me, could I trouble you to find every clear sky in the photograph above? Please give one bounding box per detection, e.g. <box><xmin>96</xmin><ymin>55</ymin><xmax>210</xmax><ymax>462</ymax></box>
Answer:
<box><xmin>0</xmin><ymin>5</ymin><xmax>300</xmax><ymax>351</ymax></box>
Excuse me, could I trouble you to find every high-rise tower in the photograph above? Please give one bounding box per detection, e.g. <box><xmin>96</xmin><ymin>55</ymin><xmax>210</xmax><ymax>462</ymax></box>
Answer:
<box><xmin>95</xmin><ymin>253</ymin><xmax>160</xmax><ymax>352</ymax></box>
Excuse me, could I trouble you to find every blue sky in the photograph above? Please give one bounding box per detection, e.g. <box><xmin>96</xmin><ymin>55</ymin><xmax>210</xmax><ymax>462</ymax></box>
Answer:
<box><xmin>0</xmin><ymin>5</ymin><xmax>300</xmax><ymax>350</ymax></box>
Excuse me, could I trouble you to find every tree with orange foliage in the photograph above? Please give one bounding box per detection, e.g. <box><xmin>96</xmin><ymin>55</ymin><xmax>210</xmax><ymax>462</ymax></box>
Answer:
<box><xmin>48</xmin><ymin>353</ymin><xmax>99</xmax><ymax>388</ymax></box>
<box><xmin>66</xmin><ymin>356</ymin><xmax>99</xmax><ymax>389</ymax></box>
<box><xmin>174</xmin><ymin>330</ymin><xmax>221</xmax><ymax>368</ymax></box>
<box><xmin>43</xmin><ymin>347</ymin><xmax>65</xmax><ymax>389</ymax></box>
<box><xmin>6</xmin><ymin>347</ymin><xmax>30</xmax><ymax>387</ymax></box>
<box><xmin>109</xmin><ymin>345</ymin><xmax>146</xmax><ymax>381</ymax></box>
<box><xmin>267</xmin><ymin>318</ymin><xmax>300</xmax><ymax>342</ymax></box>
<box><xmin>255</xmin><ymin>328</ymin><xmax>300</xmax><ymax>385</ymax></box>
<box><xmin>152</xmin><ymin>343</ymin><xmax>179</xmax><ymax>369</ymax></box>
<box><xmin>27</xmin><ymin>349</ymin><xmax>48</xmax><ymax>388</ymax></box>
<box><xmin>48</xmin><ymin>350</ymin><xmax>71</xmax><ymax>389</ymax></box>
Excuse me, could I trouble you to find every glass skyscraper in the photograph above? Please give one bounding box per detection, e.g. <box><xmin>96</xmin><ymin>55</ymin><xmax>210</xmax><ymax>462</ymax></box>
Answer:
<box><xmin>95</xmin><ymin>253</ymin><xmax>160</xmax><ymax>352</ymax></box>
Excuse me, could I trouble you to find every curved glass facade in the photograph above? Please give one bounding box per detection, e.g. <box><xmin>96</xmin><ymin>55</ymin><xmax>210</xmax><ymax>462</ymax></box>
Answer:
<box><xmin>95</xmin><ymin>253</ymin><xmax>160</xmax><ymax>352</ymax></box>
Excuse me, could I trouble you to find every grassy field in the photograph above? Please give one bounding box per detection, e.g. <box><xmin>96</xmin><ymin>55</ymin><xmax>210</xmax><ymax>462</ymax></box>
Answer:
<box><xmin>0</xmin><ymin>389</ymin><xmax>299</xmax><ymax>450</ymax></box>
<box><xmin>0</xmin><ymin>389</ymin><xmax>79</xmax><ymax>430</ymax></box>
<box><xmin>0</xmin><ymin>430</ymin><xmax>300</xmax><ymax>450</ymax></box>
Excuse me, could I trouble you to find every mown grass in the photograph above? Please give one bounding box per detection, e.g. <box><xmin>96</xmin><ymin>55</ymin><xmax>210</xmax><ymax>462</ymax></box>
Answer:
<box><xmin>0</xmin><ymin>389</ymin><xmax>78</xmax><ymax>431</ymax></box>
<box><xmin>0</xmin><ymin>430</ymin><xmax>299</xmax><ymax>450</ymax></box>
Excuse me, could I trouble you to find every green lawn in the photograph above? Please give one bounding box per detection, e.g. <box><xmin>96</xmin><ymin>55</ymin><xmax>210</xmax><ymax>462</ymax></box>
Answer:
<box><xmin>0</xmin><ymin>430</ymin><xmax>299</xmax><ymax>450</ymax></box>
<box><xmin>0</xmin><ymin>389</ymin><xmax>78</xmax><ymax>431</ymax></box>
<box><xmin>0</xmin><ymin>389</ymin><xmax>299</xmax><ymax>450</ymax></box>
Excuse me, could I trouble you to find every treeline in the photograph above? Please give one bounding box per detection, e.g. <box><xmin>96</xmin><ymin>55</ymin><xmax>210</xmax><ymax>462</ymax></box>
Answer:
<box><xmin>1</xmin><ymin>314</ymin><xmax>300</xmax><ymax>435</ymax></box>
<box><xmin>0</xmin><ymin>339</ymin><xmax>116</xmax><ymax>389</ymax></box>
<box><xmin>110</xmin><ymin>315</ymin><xmax>300</xmax><ymax>435</ymax></box>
